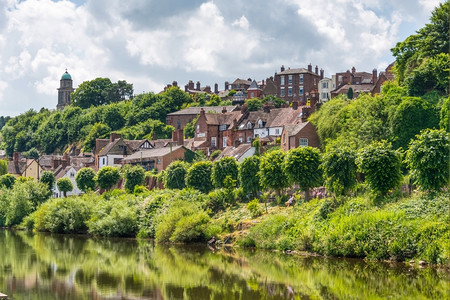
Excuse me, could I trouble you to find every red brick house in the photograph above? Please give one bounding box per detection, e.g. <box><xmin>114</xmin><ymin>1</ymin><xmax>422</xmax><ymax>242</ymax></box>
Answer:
<box><xmin>166</xmin><ymin>106</ymin><xmax>238</xmax><ymax>131</ymax></box>
<box><xmin>331</xmin><ymin>66</ymin><xmax>378</xmax><ymax>98</ymax></box>
<box><xmin>247</xmin><ymin>80</ymin><xmax>263</xmax><ymax>99</ymax></box>
<box><xmin>281</xmin><ymin>122</ymin><xmax>320</xmax><ymax>151</ymax></box>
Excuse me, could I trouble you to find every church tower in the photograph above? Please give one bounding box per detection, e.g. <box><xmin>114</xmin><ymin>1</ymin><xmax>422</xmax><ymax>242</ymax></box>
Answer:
<box><xmin>57</xmin><ymin>69</ymin><xmax>75</xmax><ymax>110</ymax></box>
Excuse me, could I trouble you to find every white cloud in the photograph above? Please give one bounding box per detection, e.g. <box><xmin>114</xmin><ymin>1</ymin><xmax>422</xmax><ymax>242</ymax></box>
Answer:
<box><xmin>232</xmin><ymin>16</ymin><xmax>249</xmax><ymax>30</ymax></box>
<box><xmin>419</xmin><ymin>0</ymin><xmax>442</xmax><ymax>12</ymax></box>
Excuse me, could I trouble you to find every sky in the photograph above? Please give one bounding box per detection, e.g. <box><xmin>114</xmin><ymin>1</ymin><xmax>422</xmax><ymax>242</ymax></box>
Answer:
<box><xmin>0</xmin><ymin>0</ymin><xmax>445</xmax><ymax>117</ymax></box>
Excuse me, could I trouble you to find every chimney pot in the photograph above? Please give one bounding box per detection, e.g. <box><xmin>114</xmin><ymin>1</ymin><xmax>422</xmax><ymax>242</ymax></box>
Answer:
<box><xmin>308</xmin><ymin>64</ymin><xmax>312</xmax><ymax>72</ymax></box>
<box><xmin>281</xmin><ymin>65</ymin><xmax>285</xmax><ymax>72</ymax></box>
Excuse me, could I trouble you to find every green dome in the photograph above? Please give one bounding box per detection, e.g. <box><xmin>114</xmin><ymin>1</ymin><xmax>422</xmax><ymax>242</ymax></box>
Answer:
<box><xmin>61</xmin><ymin>70</ymin><xmax>72</xmax><ymax>80</ymax></box>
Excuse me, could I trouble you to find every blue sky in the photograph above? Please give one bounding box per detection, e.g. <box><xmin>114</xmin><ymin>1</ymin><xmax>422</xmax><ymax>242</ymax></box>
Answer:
<box><xmin>0</xmin><ymin>0</ymin><xmax>445</xmax><ymax>116</ymax></box>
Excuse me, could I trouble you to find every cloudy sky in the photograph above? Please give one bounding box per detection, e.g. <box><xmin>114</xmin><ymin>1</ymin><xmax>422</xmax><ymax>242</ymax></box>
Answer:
<box><xmin>0</xmin><ymin>0</ymin><xmax>444</xmax><ymax>117</ymax></box>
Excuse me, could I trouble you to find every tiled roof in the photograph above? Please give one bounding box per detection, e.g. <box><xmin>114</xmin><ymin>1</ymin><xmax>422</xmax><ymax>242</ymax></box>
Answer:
<box><xmin>283</xmin><ymin>122</ymin><xmax>309</xmax><ymax>137</ymax></box>
<box><xmin>266</xmin><ymin>107</ymin><xmax>303</xmax><ymax>127</ymax></box>
<box><xmin>277</xmin><ymin>68</ymin><xmax>318</xmax><ymax>76</ymax></box>
<box><xmin>215</xmin><ymin>143</ymin><xmax>253</xmax><ymax>161</ymax></box>
<box><xmin>122</xmin><ymin>146</ymin><xmax>184</xmax><ymax>161</ymax></box>
<box><xmin>333</xmin><ymin>84</ymin><xmax>374</xmax><ymax>94</ymax></box>
<box><xmin>247</xmin><ymin>80</ymin><xmax>261</xmax><ymax>91</ymax></box>
<box><xmin>124</xmin><ymin>139</ymin><xmax>148</xmax><ymax>151</ymax></box>
<box><xmin>205</xmin><ymin>111</ymin><xmax>243</xmax><ymax>127</ymax></box>
<box><xmin>232</xmin><ymin>78</ymin><xmax>252</xmax><ymax>85</ymax></box>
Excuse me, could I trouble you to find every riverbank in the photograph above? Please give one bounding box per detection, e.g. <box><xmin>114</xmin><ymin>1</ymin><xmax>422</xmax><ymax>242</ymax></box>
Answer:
<box><xmin>6</xmin><ymin>186</ymin><xmax>449</xmax><ymax>265</ymax></box>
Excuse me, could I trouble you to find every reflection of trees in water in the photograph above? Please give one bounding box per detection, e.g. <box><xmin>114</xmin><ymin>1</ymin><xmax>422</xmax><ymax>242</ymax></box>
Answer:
<box><xmin>0</xmin><ymin>230</ymin><xmax>448</xmax><ymax>300</ymax></box>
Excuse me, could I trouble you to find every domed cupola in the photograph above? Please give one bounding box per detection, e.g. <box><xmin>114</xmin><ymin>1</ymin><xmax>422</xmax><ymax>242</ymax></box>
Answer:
<box><xmin>61</xmin><ymin>70</ymin><xmax>72</xmax><ymax>80</ymax></box>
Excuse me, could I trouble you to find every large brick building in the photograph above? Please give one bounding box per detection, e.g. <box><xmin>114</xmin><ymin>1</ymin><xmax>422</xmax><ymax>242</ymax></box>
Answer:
<box><xmin>274</xmin><ymin>64</ymin><xmax>323</xmax><ymax>103</ymax></box>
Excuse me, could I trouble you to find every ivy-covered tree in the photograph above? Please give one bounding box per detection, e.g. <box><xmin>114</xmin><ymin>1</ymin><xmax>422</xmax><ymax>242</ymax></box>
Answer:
<box><xmin>75</xmin><ymin>167</ymin><xmax>96</xmax><ymax>193</ymax></box>
<box><xmin>124</xmin><ymin>165</ymin><xmax>145</xmax><ymax>192</ymax></box>
<box><xmin>164</xmin><ymin>160</ymin><xmax>188</xmax><ymax>190</ymax></box>
<box><xmin>322</xmin><ymin>145</ymin><xmax>358</xmax><ymax>196</ymax></box>
<box><xmin>284</xmin><ymin>146</ymin><xmax>322</xmax><ymax>200</ymax></box>
<box><xmin>259</xmin><ymin>150</ymin><xmax>289</xmax><ymax>196</ymax></box>
<box><xmin>357</xmin><ymin>141</ymin><xmax>402</xmax><ymax>198</ymax></box>
<box><xmin>40</xmin><ymin>170</ymin><xmax>56</xmax><ymax>193</ymax></box>
<box><xmin>186</xmin><ymin>161</ymin><xmax>213</xmax><ymax>193</ymax></box>
<box><xmin>239</xmin><ymin>155</ymin><xmax>261</xmax><ymax>199</ymax></box>
<box><xmin>212</xmin><ymin>156</ymin><xmax>239</xmax><ymax>188</ymax></box>
<box><xmin>96</xmin><ymin>166</ymin><xmax>121</xmax><ymax>191</ymax></box>
<box><xmin>347</xmin><ymin>87</ymin><xmax>354</xmax><ymax>99</ymax></box>
<box><xmin>406</xmin><ymin>129</ymin><xmax>449</xmax><ymax>192</ymax></box>
<box><xmin>57</xmin><ymin>177</ymin><xmax>73</xmax><ymax>197</ymax></box>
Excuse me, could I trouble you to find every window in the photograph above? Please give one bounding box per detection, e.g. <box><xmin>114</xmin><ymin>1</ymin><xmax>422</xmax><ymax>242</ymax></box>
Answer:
<box><xmin>239</xmin><ymin>137</ymin><xmax>243</xmax><ymax>143</ymax></box>
<box><xmin>247</xmin><ymin>136</ymin><xmax>252</xmax><ymax>143</ymax></box>
<box><xmin>321</xmin><ymin>92</ymin><xmax>328</xmax><ymax>99</ymax></box>
<box><xmin>288</xmin><ymin>75</ymin><xmax>293</xmax><ymax>85</ymax></box>
<box><xmin>211</xmin><ymin>137</ymin><xmax>217</xmax><ymax>147</ymax></box>
<box><xmin>219</xmin><ymin>124</ymin><xmax>227</xmax><ymax>131</ymax></box>
<box><xmin>300</xmin><ymin>138</ymin><xmax>308</xmax><ymax>147</ymax></box>
<box><xmin>280</xmin><ymin>87</ymin><xmax>285</xmax><ymax>97</ymax></box>
<box><xmin>299</xmin><ymin>74</ymin><xmax>304</xmax><ymax>84</ymax></box>
<box><xmin>275</xmin><ymin>128</ymin><xmax>280</xmax><ymax>135</ymax></box>
<box><xmin>177</xmin><ymin>119</ymin><xmax>181</xmax><ymax>129</ymax></box>
<box><xmin>314</xmin><ymin>79</ymin><xmax>316</xmax><ymax>85</ymax></box>
<box><xmin>247</xmin><ymin>122</ymin><xmax>252</xmax><ymax>129</ymax></box>
<box><xmin>196</xmin><ymin>124</ymin><xmax>200</xmax><ymax>133</ymax></box>
<box><xmin>280</xmin><ymin>76</ymin><xmax>285</xmax><ymax>85</ymax></box>
<box><xmin>223</xmin><ymin>137</ymin><xmax>228</xmax><ymax>147</ymax></box>
<box><xmin>250</xmin><ymin>92</ymin><xmax>254</xmax><ymax>98</ymax></box>
<box><xmin>322</xmin><ymin>82</ymin><xmax>328</xmax><ymax>89</ymax></box>
<box><xmin>288</xmin><ymin>87</ymin><xmax>292</xmax><ymax>96</ymax></box>
<box><xmin>299</xmin><ymin>86</ymin><xmax>304</xmax><ymax>96</ymax></box>
<box><xmin>157</xmin><ymin>158</ymin><xmax>162</xmax><ymax>164</ymax></box>
<box><xmin>102</xmin><ymin>157</ymin><xmax>106</xmax><ymax>165</ymax></box>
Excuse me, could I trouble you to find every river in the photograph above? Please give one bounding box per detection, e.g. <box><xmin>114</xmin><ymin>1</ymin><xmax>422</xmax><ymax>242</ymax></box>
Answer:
<box><xmin>0</xmin><ymin>229</ymin><xmax>448</xmax><ymax>299</ymax></box>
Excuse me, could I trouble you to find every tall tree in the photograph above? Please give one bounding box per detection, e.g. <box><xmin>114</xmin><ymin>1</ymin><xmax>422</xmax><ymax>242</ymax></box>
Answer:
<box><xmin>239</xmin><ymin>155</ymin><xmax>261</xmax><ymax>199</ymax></box>
<box><xmin>212</xmin><ymin>156</ymin><xmax>239</xmax><ymax>188</ymax></box>
<box><xmin>186</xmin><ymin>161</ymin><xmax>213</xmax><ymax>193</ymax></box>
<box><xmin>96</xmin><ymin>166</ymin><xmax>121</xmax><ymax>191</ymax></box>
<box><xmin>164</xmin><ymin>161</ymin><xmax>188</xmax><ymax>190</ymax></box>
<box><xmin>124</xmin><ymin>165</ymin><xmax>145</xmax><ymax>192</ymax></box>
<box><xmin>72</xmin><ymin>78</ymin><xmax>113</xmax><ymax>108</ymax></box>
<box><xmin>75</xmin><ymin>167</ymin><xmax>96</xmax><ymax>193</ymax></box>
<box><xmin>322</xmin><ymin>145</ymin><xmax>358</xmax><ymax>196</ymax></box>
<box><xmin>259</xmin><ymin>150</ymin><xmax>289</xmax><ymax>196</ymax></box>
<box><xmin>57</xmin><ymin>177</ymin><xmax>73</xmax><ymax>197</ymax></box>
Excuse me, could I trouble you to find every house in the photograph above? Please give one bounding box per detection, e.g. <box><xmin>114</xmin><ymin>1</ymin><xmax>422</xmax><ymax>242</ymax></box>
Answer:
<box><xmin>318</xmin><ymin>77</ymin><xmax>333</xmax><ymax>102</ymax></box>
<box><xmin>53</xmin><ymin>165</ymin><xmax>82</xmax><ymax>197</ymax></box>
<box><xmin>331</xmin><ymin>67</ymin><xmax>377</xmax><ymax>98</ymax></box>
<box><xmin>215</xmin><ymin>143</ymin><xmax>255</xmax><ymax>163</ymax></box>
<box><xmin>274</xmin><ymin>64</ymin><xmax>323</xmax><ymax>103</ymax></box>
<box><xmin>372</xmin><ymin>63</ymin><xmax>395</xmax><ymax>95</ymax></box>
<box><xmin>122</xmin><ymin>145</ymin><xmax>195</xmax><ymax>172</ymax></box>
<box><xmin>247</xmin><ymin>80</ymin><xmax>263</xmax><ymax>99</ymax></box>
<box><xmin>94</xmin><ymin>133</ymin><xmax>153</xmax><ymax>169</ymax></box>
<box><xmin>225</xmin><ymin>78</ymin><xmax>253</xmax><ymax>92</ymax></box>
<box><xmin>166</xmin><ymin>105</ymin><xmax>238</xmax><ymax>131</ymax></box>
<box><xmin>281</xmin><ymin>122</ymin><xmax>320</xmax><ymax>151</ymax></box>
<box><xmin>184</xmin><ymin>80</ymin><xmax>212</xmax><ymax>95</ymax></box>
<box><xmin>7</xmin><ymin>152</ymin><xmax>44</xmax><ymax>180</ymax></box>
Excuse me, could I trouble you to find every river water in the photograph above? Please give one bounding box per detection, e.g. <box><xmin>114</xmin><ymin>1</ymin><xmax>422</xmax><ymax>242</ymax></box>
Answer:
<box><xmin>0</xmin><ymin>229</ymin><xmax>448</xmax><ymax>299</ymax></box>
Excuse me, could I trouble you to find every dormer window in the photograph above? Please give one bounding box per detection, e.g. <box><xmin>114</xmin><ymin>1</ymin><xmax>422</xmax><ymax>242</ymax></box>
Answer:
<box><xmin>257</xmin><ymin>120</ymin><xmax>263</xmax><ymax>128</ymax></box>
<box><xmin>247</xmin><ymin>122</ymin><xmax>252</xmax><ymax>129</ymax></box>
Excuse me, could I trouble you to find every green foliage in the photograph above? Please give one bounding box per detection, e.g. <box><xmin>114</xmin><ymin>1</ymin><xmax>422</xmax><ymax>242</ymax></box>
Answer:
<box><xmin>439</xmin><ymin>96</ymin><xmax>449</xmax><ymax>131</ymax></box>
<box><xmin>31</xmin><ymin>196</ymin><xmax>91</xmax><ymax>233</ymax></box>
<box><xmin>57</xmin><ymin>177</ymin><xmax>73</xmax><ymax>197</ymax></box>
<box><xmin>357</xmin><ymin>141</ymin><xmax>402</xmax><ymax>197</ymax></box>
<box><xmin>239</xmin><ymin>155</ymin><xmax>261</xmax><ymax>199</ymax></box>
<box><xmin>0</xmin><ymin>159</ymin><xmax>7</xmax><ymax>175</ymax></box>
<box><xmin>83</xmin><ymin>122</ymin><xmax>111</xmax><ymax>152</ymax></box>
<box><xmin>263</xmin><ymin>95</ymin><xmax>287</xmax><ymax>108</ymax></box>
<box><xmin>40</xmin><ymin>170</ymin><xmax>55</xmax><ymax>192</ymax></box>
<box><xmin>186</xmin><ymin>161</ymin><xmax>213</xmax><ymax>193</ymax></box>
<box><xmin>102</xmin><ymin>104</ymin><xmax>125</xmax><ymax>130</ymax></box>
<box><xmin>210</xmin><ymin>150</ymin><xmax>221</xmax><ymax>160</ymax></box>
<box><xmin>347</xmin><ymin>87</ymin><xmax>354</xmax><ymax>99</ymax></box>
<box><xmin>96</xmin><ymin>166</ymin><xmax>121</xmax><ymax>191</ymax></box>
<box><xmin>322</xmin><ymin>145</ymin><xmax>358</xmax><ymax>196</ymax></box>
<box><xmin>212</xmin><ymin>156</ymin><xmax>239</xmax><ymax>188</ymax></box>
<box><xmin>252</xmin><ymin>137</ymin><xmax>260</xmax><ymax>155</ymax></box>
<box><xmin>284</xmin><ymin>147</ymin><xmax>322</xmax><ymax>199</ymax></box>
<box><xmin>245</xmin><ymin>98</ymin><xmax>264</xmax><ymax>111</ymax></box>
<box><xmin>75</xmin><ymin>167</ymin><xmax>96</xmax><ymax>192</ymax></box>
<box><xmin>0</xmin><ymin>174</ymin><xmax>16</xmax><ymax>189</ymax></box>
<box><xmin>23</xmin><ymin>147</ymin><xmax>39</xmax><ymax>159</ymax></box>
<box><xmin>124</xmin><ymin>165</ymin><xmax>145</xmax><ymax>192</ymax></box>
<box><xmin>247</xmin><ymin>198</ymin><xmax>262</xmax><ymax>218</ymax></box>
<box><xmin>183</xmin><ymin>115</ymin><xmax>199</xmax><ymax>139</ymax></box>
<box><xmin>406</xmin><ymin>129</ymin><xmax>449</xmax><ymax>192</ymax></box>
<box><xmin>390</xmin><ymin>97</ymin><xmax>439</xmax><ymax>149</ymax></box>
<box><xmin>71</xmin><ymin>77</ymin><xmax>113</xmax><ymax>108</ymax></box>
<box><xmin>163</xmin><ymin>160</ymin><xmax>188</xmax><ymax>190</ymax></box>
<box><xmin>88</xmin><ymin>197</ymin><xmax>138</xmax><ymax>237</ymax></box>
<box><xmin>259</xmin><ymin>150</ymin><xmax>289</xmax><ymax>195</ymax></box>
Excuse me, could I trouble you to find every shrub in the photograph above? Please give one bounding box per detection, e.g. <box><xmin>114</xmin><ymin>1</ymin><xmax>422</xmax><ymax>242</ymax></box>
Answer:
<box><xmin>163</xmin><ymin>160</ymin><xmax>188</xmax><ymax>190</ymax></box>
<box><xmin>322</xmin><ymin>145</ymin><xmax>358</xmax><ymax>196</ymax></box>
<box><xmin>185</xmin><ymin>161</ymin><xmax>213</xmax><ymax>193</ymax></box>
<box><xmin>212</xmin><ymin>156</ymin><xmax>239</xmax><ymax>188</ymax></box>
<box><xmin>97</xmin><ymin>166</ymin><xmax>121</xmax><ymax>191</ymax></box>
<box><xmin>40</xmin><ymin>170</ymin><xmax>55</xmax><ymax>192</ymax></box>
<box><xmin>75</xmin><ymin>167</ymin><xmax>96</xmax><ymax>192</ymax></box>
<box><xmin>246</xmin><ymin>198</ymin><xmax>262</xmax><ymax>218</ymax></box>
<box><xmin>259</xmin><ymin>150</ymin><xmax>289</xmax><ymax>196</ymax></box>
<box><xmin>57</xmin><ymin>177</ymin><xmax>73</xmax><ymax>197</ymax></box>
<box><xmin>239</xmin><ymin>156</ymin><xmax>261</xmax><ymax>199</ymax></box>
<box><xmin>0</xmin><ymin>174</ymin><xmax>16</xmax><ymax>189</ymax></box>
<box><xmin>124</xmin><ymin>165</ymin><xmax>145</xmax><ymax>192</ymax></box>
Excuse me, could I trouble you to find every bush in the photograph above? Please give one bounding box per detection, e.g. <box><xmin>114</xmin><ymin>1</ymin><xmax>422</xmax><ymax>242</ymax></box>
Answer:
<box><xmin>124</xmin><ymin>165</ymin><xmax>145</xmax><ymax>192</ymax></box>
<box><xmin>75</xmin><ymin>167</ymin><xmax>96</xmax><ymax>192</ymax></box>
<box><xmin>186</xmin><ymin>161</ymin><xmax>213</xmax><ymax>193</ymax></box>
<box><xmin>246</xmin><ymin>198</ymin><xmax>262</xmax><ymax>218</ymax></box>
<box><xmin>0</xmin><ymin>174</ymin><xmax>16</xmax><ymax>189</ymax></box>
<box><xmin>212</xmin><ymin>156</ymin><xmax>239</xmax><ymax>189</ymax></box>
<box><xmin>56</xmin><ymin>177</ymin><xmax>73</xmax><ymax>197</ymax></box>
<box><xmin>96</xmin><ymin>166</ymin><xmax>121</xmax><ymax>191</ymax></box>
<box><xmin>163</xmin><ymin>160</ymin><xmax>188</xmax><ymax>190</ymax></box>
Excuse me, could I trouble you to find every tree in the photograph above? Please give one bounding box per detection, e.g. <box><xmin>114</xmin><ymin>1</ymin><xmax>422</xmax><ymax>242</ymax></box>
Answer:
<box><xmin>322</xmin><ymin>145</ymin><xmax>358</xmax><ymax>196</ymax></box>
<box><xmin>389</xmin><ymin>97</ymin><xmax>438</xmax><ymax>149</ymax></box>
<box><xmin>124</xmin><ymin>165</ymin><xmax>145</xmax><ymax>192</ymax></box>
<box><xmin>57</xmin><ymin>177</ymin><xmax>73</xmax><ymax>197</ymax></box>
<box><xmin>71</xmin><ymin>78</ymin><xmax>113</xmax><ymax>108</ymax></box>
<box><xmin>23</xmin><ymin>147</ymin><xmax>39</xmax><ymax>160</ymax></box>
<box><xmin>164</xmin><ymin>160</ymin><xmax>188</xmax><ymax>190</ymax></box>
<box><xmin>102</xmin><ymin>104</ymin><xmax>125</xmax><ymax>131</ymax></box>
<box><xmin>246</xmin><ymin>98</ymin><xmax>264</xmax><ymax>111</ymax></box>
<box><xmin>0</xmin><ymin>159</ymin><xmax>7</xmax><ymax>176</ymax></box>
<box><xmin>96</xmin><ymin>166</ymin><xmax>121</xmax><ymax>191</ymax></box>
<box><xmin>184</xmin><ymin>115</ymin><xmax>199</xmax><ymax>139</ymax></box>
<box><xmin>347</xmin><ymin>87</ymin><xmax>354</xmax><ymax>99</ymax></box>
<box><xmin>40</xmin><ymin>170</ymin><xmax>55</xmax><ymax>193</ymax></box>
<box><xmin>439</xmin><ymin>96</ymin><xmax>449</xmax><ymax>131</ymax></box>
<box><xmin>75</xmin><ymin>167</ymin><xmax>96</xmax><ymax>193</ymax></box>
<box><xmin>259</xmin><ymin>150</ymin><xmax>289</xmax><ymax>196</ymax></box>
<box><xmin>357</xmin><ymin>141</ymin><xmax>402</xmax><ymax>198</ymax></box>
<box><xmin>83</xmin><ymin>122</ymin><xmax>111</xmax><ymax>152</ymax></box>
<box><xmin>212</xmin><ymin>156</ymin><xmax>239</xmax><ymax>188</ymax></box>
<box><xmin>186</xmin><ymin>161</ymin><xmax>213</xmax><ymax>193</ymax></box>
<box><xmin>406</xmin><ymin>129</ymin><xmax>449</xmax><ymax>192</ymax></box>
<box><xmin>239</xmin><ymin>155</ymin><xmax>261</xmax><ymax>199</ymax></box>
<box><xmin>284</xmin><ymin>147</ymin><xmax>322</xmax><ymax>200</ymax></box>
<box><xmin>0</xmin><ymin>174</ymin><xmax>16</xmax><ymax>189</ymax></box>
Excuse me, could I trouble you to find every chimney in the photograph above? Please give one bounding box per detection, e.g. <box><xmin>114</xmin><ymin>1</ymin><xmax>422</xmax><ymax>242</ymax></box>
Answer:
<box><xmin>308</xmin><ymin>64</ymin><xmax>312</xmax><ymax>72</ymax></box>
<box><xmin>172</xmin><ymin>129</ymin><xmax>184</xmax><ymax>146</ymax></box>
<box><xmin>315</xmin><ymin>65</ymin><xmax>318</xmax><ymax>75</ymax></box>
<box><xmin>262</xmin><ymin>79</ymin><xmax>265</xmax><ymax>86</ymax></box>
<box><xmin>196</xmin><ymin>81</ymin><xmax>200</xmax><ymax>91</ymax></box>
<box><xmin>292</xmin><ymin>101</ymin><xmax>298</xmax><ymax>110</ymax></box>
<box><xmin>110</xmin><ymin>132</ymin><xmax>121</xmax><ymax>142</ymax></box>
<box><xmin>204</xmin><ymin>86</ymin><xmax>211</xmax><ymax>93</ymax></box>
<box><xmin>172</xmin><ymin>81</ymin><xmax>178</xmax><ymax>87</ymax></box>
<box><xmin>281</xmin><ymin>65</ymin><xmax>285</xmax><ymax>72</ymax></box>
<box><xmin>153</xmin><ymin>131</ymin><xmax>157</xmax><ymax>140</ymax></box>
<box><xmin>184</xmin><ymin>84</ymin><xmax>188</xmax><ymax>92</ymax></box>
<box><xmin>263</xmin><ymin>105</ymin><xmax>271</xmax><ymax>113</ymax></box>
<box><xmin>352</xmin><ymin>66</ymin><xmax>356</xmax><ymax>74</ymax></box>
<box><xmin>372</xmin><ymin>68</ymin><xmax>377</xmax><ymax>83</ymax></box>
<box><xmin>301</xmin><ymin>106</ymin><xmax>310</xmax><ymax>122</ymax></box>
<box><xmin>214</xmin><ymin>83</ymin><xmax>218</xmax><ymax>94</ymax></box>
<box><xmin>200</xmin><ymin>107</ymin><xmax>205</xmax><ymax>116</ymax></box>
<box><xmin>13</xmin><ymin>152</ymin><xmax>19</xmax><ymax>163</ymax></box>
<box><xmin>320</xmin><ymin>69</ymin><xmax>324</xmax><ymax>79</ymax></box>
<box><xmin>222</xmin><ymin>107</ymin><xmax>227</xmax><ymax>114</ymax></box>
<box><xmin>63</xmin><ymin>152</ymin><xmax>70</xmax><ymax>168</ymax></box>
<box><xmin>188</xmin><ymin>80</ymin><xmax>194</xmax><ymax>90</ymax></box>
<box><xmin>225</xmin><ymin>81</ymin><xmax>229</xmax><ymax>90</ymax></box>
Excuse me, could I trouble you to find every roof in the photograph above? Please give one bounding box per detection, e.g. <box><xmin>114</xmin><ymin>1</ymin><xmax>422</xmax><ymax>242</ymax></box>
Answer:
<box><xmin>122</xmin><ymin>146</ymin><xmax>185</xmax><ymax>161</ymax></box>
<box><xmin>277</xmin><ymin>68</ymin><xmax>319</xmax><ymax>76</ymax></box>
<box><xmin>61</xmin><ymin>70</ymin><xmax>72</xmax><ymax>80</ymax></box>
<box><xmin>124</xmin><ymin>139</ymin><xmax>149</xmax><ymax>151</ymax></box>
<box><xmin>333</xmin><ymin>83</ymin><xmax>375</xmax><ymax>94</ymax></box>
<box><xmin>283</xmin><ymin>122</ymin><xmax>309</xmax><ymax>137</ymax></box>
<box><xmin>247</xmin><ymin>80</ymin><xmax>261</xmax><ymax>91</ymax></box>
<box><xmin>232</xmin><ymin>78</ymin><xmax>252</xmax><ymax>85</ymax></box>
<box><xmin>167</xmin><ymin>106</ymin><xmax>238</xmax><ymax>116</ymax></box>
<box><xmin>216</xmin><ymin>144</ymin><xmax>253</xmax><ymax>161</ymax></box>
<box><xmin>266</xmin><ymin>107</ymin><xmax>304</xmax><ymax>127</ymax></box>
<box><xmin>55</xmin><ymin>165</ymin><xmax>80</xmax><ymax>180</ymax></box>
<box><xmin>204</xmin><ymin>111</ymin><xmax>243</xmax><ymax>127</ymax></box>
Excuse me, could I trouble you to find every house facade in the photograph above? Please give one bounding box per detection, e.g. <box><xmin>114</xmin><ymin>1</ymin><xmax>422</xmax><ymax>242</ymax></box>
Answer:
<box><xmin>54</xmin><ymin>166</ymin><xmax>82</xmax><ymax>197</ymax></box>
<box><xmin>281</xmin><ymin>122</ymin><xmax>320</xmax><ymax>151</ymax></box>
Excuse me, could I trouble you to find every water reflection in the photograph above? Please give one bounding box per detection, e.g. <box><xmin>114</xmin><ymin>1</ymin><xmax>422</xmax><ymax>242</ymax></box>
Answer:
<box><xmin>0</xmin><ymin>229</ymin><xmax>448</xmax><ymax>299</ymax></box>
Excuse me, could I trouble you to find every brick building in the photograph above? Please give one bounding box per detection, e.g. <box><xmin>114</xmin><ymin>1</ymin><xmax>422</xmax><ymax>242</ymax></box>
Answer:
<box><xmin>166</xmin><ymin>106</ymin><xmax>238</xmax><ymax>131</ymax></box>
